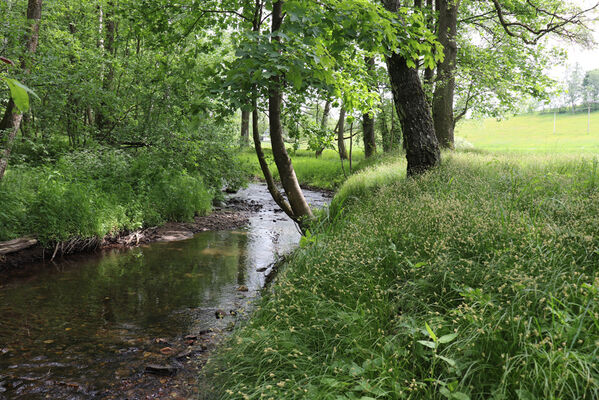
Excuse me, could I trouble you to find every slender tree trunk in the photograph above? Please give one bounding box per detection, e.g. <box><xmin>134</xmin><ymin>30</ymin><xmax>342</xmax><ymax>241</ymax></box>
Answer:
<box><xmin>96</xmin><ymin>1</ymin><xmax>115</xmax><ymax>133</ymax></box>
<box><xmin>251</xmin><ymin>101</ymin><xmax>294</xmax><ymax>218</ymax></box>
<box><xmin>0</xmin><ymin>0</ymin><xmax>43</xmax><ymax>182</ymax></box>
<box><xmin>268</xmin><ymin>0</ymin><xmax>312</xmax><ymax>221</ymax></box>
<box><xmin>337</xmin><ymin>107</ymin><xmax>348</xmax><ymax>159</ymax></box>
<box><xmin>423</xmin><ymin>0</ymin><xmax>436</xmax><ymax>90</ymax></box>
<box><xmin>363</xmin><ymin>112</ymin><xmax>376</xmax><ymax>158</ymax></box>
<box><xmin>240</xmin><ymin>110</ymin><xmax>250</xmax><ymax>146</ymax></box>
<box><xmin>363</xmin><ymin>57</ymin><xmax>377</xmax><ymax>158</ymax></box>
<box><xmin>315</xmin><ymin>100</ymin><xmax>331</xmax><ymax>157</ymax></box>
<box><xmin>432</xmin><ymin>0</ymin><xmax>459</xmax><ymax>149</ymax></box>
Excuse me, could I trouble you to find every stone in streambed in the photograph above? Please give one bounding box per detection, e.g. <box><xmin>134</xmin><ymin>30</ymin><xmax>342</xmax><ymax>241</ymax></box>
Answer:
<box><xmin>145</xmin><ymin>364</ymin><xmax>178</xmax><ymax>376</ymax></box>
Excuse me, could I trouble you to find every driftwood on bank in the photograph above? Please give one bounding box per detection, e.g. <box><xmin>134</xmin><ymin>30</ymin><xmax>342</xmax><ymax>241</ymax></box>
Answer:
<box><xmin>0</xmin><ymin>237</ymin><xmax>38</xmax><ymax>255</ymax></box>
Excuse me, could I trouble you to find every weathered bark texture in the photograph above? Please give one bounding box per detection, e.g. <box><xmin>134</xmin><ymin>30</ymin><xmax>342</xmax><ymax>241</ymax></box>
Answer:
<box><xmin>363</xmin><ymin>57</ymin><xmax>377</xmax><ymax>158</ymax></box>
<box><xmin>337</xmin><ymin>107</ymin><xmax>348</xmax><ymax>160</ymax></box>
<box><xmin>315</xmin><ymin>100</ymin><xmax>330</xmax><ymax>158</ymax></box>
<box><xmin>432</xmin><ymin>0</ymin><xmax>459</xmax><ymax>149</ymax></box>
<box><xmin>240</xmin><ymin>110</ymin><xmax>250</xmax><ymax>146</ymax></box>
<box><xmin>0</xmin><ymin>0</ymin><xmax>43</xmax><ymax>182</ymax></box>
<box><xmin>384</xmin><ymin>0</ymin><xmax>440</xmax><ymax>176</ymax></box>
<box><xmin>268</xmin><ymin>1</ymin><xmax>312</xmax><ymax>220</ymax></box>
<box><xmin>363</xmin><ymin>112</ymin><xmax>376</xmax><ymax>158</ymax></box>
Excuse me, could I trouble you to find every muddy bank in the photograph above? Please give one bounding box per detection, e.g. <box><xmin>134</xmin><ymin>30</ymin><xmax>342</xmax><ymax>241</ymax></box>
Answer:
<box><xmin>0</xmin><ymin>196</ymin><xmax>261</xmax><ymax>277</ymax></box>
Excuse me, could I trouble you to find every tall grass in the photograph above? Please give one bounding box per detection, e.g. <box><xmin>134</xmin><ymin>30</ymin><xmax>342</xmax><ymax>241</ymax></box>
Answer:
<box><xmin>0</xmin><ymin>149</ymin><xmax>213</xmax><ymax>244</ymax></box>
<box><xmin>206</xmin><ymin>152</ymin><xmax>599</xmax><ymax>399</ymax></box>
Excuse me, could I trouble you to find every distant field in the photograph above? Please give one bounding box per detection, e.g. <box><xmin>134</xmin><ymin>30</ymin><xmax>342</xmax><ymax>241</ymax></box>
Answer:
<box><xmin>456</xmin><ymin>111</ymin><xmax>599</xmax><ymax>153</ymax></box>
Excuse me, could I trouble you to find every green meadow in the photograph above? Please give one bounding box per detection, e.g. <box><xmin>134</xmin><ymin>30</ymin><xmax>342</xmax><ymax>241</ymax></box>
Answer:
<box><xmin>456</xmin><ymin>111</ymin><xmax>599</xmax><ymax>153</ymax></box>
<box><xmin>207</xmin><ymin>121</ymin><xmax>599</xmax><ymax>399</ymax></box>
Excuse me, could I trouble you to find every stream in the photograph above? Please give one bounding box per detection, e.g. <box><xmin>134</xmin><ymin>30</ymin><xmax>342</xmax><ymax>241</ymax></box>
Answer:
<box><xmin>0</xmin><ymin>183</ymin><xmax>329</xmax><ymax>399</ymax></box>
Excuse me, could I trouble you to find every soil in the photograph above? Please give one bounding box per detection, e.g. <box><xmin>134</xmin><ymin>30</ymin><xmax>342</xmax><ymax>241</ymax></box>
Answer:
<box><xmin>0</xmin><ymin>195</ymin><xmax>263</xmax><ymax>277</ymax></box>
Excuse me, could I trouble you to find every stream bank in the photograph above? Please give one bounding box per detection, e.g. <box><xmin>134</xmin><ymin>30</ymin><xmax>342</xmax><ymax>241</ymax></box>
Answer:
<box><xmin>0</xmin><ymin>183</ymin><xmax>330</xmax><ymax>399</ymax></box>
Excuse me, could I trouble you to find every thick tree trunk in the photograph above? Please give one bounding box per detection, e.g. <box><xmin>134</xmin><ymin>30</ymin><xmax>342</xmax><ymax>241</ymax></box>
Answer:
<box><xmin>363</xmin><ymin>57</ymin><xmax>377</xmax><ymax>158</ymax></box>
<box><xmin>337</xmin><ymin>107</ymin><xmax>348</xmax><ymax>160</ymax></box>
<box><xmin>0</xmin><ymin>0</ymin><xmax>43</xmax><ymax>182</ymax></box>
<box><xmin>240</xmin><ymin>110</ymin><xmax>250</xmax><ymax>146</ymax></box>
<box><xmin>315</xmin><ymin>100</ymin><xmax>330</xmax><ymax>157</ymax></box>
<box><xmin>432</xmin><ymin>0</ymin><xmax>458</xmax><ymax>149</ymax></box>
<box><xmin>386</xmin><ymin>52</ymin><xmax>440</xmax><ymax>175</ymax></box>
<box><xmin>268</xmin><ymin>1</ymin><xmax>312</xmax><ymax>221</ymax></box>
<box><xmin>383</xmin><ymin>0</ymin><xmax>440</xmax><ymax>176</ymax></box>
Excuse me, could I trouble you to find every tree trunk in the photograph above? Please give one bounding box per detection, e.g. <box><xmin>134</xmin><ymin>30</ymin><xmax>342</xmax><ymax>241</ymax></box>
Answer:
<box><xmin>96</xmin><ymin>1</ymin><xmax>115</xmax><ymax>133</ymax></box>
<box><xmin>363</xmin><ymin>112</ymin><xmax>376</xmax><ymax>158</ymax></box>
<box><xmin>423</xmin><ymin>0</ymin><xmax>436</xmax><ymax>94</ymax></box>
<box><xmin>268</xmin><ymin>1</ymin><xmax>312</xmax><ymax>221</ymax></box>
<box><xmin>0</xmin><ymin>0</ymin><xmax>43</xmax><ymax>182</ymax></box>
<box><xmin>363</xmin><ymin>57</ymin><xmax>377</xmax><ymax>158</ymax></box>
<box><xmin>251</xmin><ymin>101</ymin><xmax>294</xmax><ymax>218</ymax></box>
<box><xmin>315</xmin><ymin>100</ymin><xmax>331</xmax><ymax>157</ymax></box>
<box><xmin>383</xmin><ymin>0</ymin><xmax>440</xmax><ymax>176</ymax></box>
<box><xmin>337</xmin><ymin>107</ymin><xmax>348</xmax><ymax>159</ymax></box>
<box><xmin>240</xmin><ymin>110</ymin><xmax>250</xmax><ymax>146</ymax></box>
<box><xmin>432</xmin><ymin>0</ymin><xmax>459</xmax><ymax>149</ymax></box>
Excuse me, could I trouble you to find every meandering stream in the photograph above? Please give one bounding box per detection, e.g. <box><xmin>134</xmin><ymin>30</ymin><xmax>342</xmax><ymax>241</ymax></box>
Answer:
<box><xmin>0</xmin><ymin>184</ymin><xmax>329</xmax><ymax>399</ymax></box>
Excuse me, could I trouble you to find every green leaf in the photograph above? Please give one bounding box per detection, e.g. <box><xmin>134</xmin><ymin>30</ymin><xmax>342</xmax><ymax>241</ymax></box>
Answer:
<box><xmin>425</xmin><ymin>322</ymin><xmax>438</xmax><ymax>342</ymax></box>
<box><xmin>436</xmin><ymin>354</ymin><xmax>456</xmax><ymax>367</ymax></box>
<box><xmin>451</xmin><ymin>392</ymin><xmax>471</xmax><ymax>400</ymax></box>
<box><xmin>417</xmin><ymin>340</ymin><xmax>437</xmax><ymax>349</ymax></box>
<box><xmin>2</xmin><ymin>77</ymin><xmax>39</xmax><ymax>113</ymax></box>
<box><xmin>438</xmin><ymin>333</ymin><xmax>458</xmax><ymax>344</ymax></box>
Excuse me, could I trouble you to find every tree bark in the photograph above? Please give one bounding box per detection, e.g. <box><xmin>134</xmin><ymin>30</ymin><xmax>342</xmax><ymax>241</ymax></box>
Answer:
<box><xmin>337</xmin><ymin>107</ymin><xmax>348</xmax><ymax>159</ymax></box>
<box><xmin>0</xmin><ymin>0</ymin><xmax>43</xmax><ymax>182</ymax></box>
<box><xmin>240</xmin><ymin>110</ymin><xmax>250</xmax><ymax>146</ymax></box>
<box><xmin>363</xmin><ymin>112</ymin><xmax>376</xmax><ymax>158</ymax></box>
<box><xmin>432</xmin><ymin>0</ymin><xmax>459</xmax><ymax>149</ymax></box>
<box><xmin>315</xmin><ymin>100</ymin><xmax>331</xmax><ymax>157</ymax></box>
<box><xmin>423</xmin><ymin>0</ymin><xmax>436</xmax><ymax>91</ymax></box>
<box><xmin>384</xmin><ymin>0</ymin><xmax>440</xmax><ymax>176</ymax></box>
<box><xmin>363</xmin><ymin>57</ymin><xmax>377</xmax><ymax>158</ymax></box>
<box><xmin>268</xmin><ymin>1</ymin><xmax>312</xmax><ymax>221</ymax></box>
<box><xmin>251</xmin><ymin>101</ymin><xmax>294</xmax><ymax>219</ymax></box>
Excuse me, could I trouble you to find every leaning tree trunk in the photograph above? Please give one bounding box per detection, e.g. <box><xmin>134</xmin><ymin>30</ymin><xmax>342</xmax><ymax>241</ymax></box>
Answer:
<box><xmin>240</xmin><ymin>109</ymin><xmax>250</xmax><ymax>146</ymax></box>
<box><xmin>0</xmin><ymin>0</ymin><xmax>43</xmax><ymax>182</ymax></box>
<box><xmin>363</xmin><ymin>57</ymin><xmax>377</xmax><ymax>158</ymax></box>
<box><xmin>337</xmin><ymin>107</ymin><xmax>348</xmax><ymax>159</ymax></box>
<box><xmin>268</xmin><ymin>0</ymin><xmax>313</xmax><ymax>221</ymax></box>
<box><xmin>432</xmin><ymin>0</ymin><xmax>459</xmax><ymax>149</ymax></box>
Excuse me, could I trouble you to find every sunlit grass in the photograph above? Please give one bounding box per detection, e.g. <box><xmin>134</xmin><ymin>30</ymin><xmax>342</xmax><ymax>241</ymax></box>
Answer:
<box><xmin>207</xmin><ymin>151</ymin><xmax>599</xmax><ymax>399</ymax></box>
<box><xmin>456</xmin><ymin>111</ymin><xmax>599</xmax><ymax>153</ymax></box>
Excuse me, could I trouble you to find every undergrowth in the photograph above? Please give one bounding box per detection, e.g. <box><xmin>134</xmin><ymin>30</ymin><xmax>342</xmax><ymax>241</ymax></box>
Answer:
<box><xmin>0</xmin><ymin>149</ymin><xmax>221</xmax><ymax>244</ymax></box>
<box><xmin>206</xmin><ymin>152</ymin><xmax>599</xmax><ymax>399</ymax></box>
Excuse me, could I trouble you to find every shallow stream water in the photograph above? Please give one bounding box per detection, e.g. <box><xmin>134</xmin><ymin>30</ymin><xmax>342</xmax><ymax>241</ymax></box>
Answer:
<box><xmin>0</xmin><ymin>184</ymin><xmax>329</xmax><ymax>399</ymax></box>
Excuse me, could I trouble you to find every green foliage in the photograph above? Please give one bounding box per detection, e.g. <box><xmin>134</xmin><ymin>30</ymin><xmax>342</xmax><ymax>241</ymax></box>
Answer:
<box><xmin>0</xmin><ymin>148</ymin><xmax>214</xmax><ymax>244</ymax></box>
<box><xmin>206</xmin><ymin>152</ymin><xmax>599</xmax><ymax>399</ymax></box>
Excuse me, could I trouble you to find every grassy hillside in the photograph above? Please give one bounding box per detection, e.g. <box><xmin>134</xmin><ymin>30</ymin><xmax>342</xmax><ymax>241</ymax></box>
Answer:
<box><xmin>456</xmin><ymin>111</ymin><xmax>599</xmax><ymax>153</ymax></box>
<box><xmin>207</xmin><ymin>152</ymin><xmax>599</xmax><ymax>399</ymax></box>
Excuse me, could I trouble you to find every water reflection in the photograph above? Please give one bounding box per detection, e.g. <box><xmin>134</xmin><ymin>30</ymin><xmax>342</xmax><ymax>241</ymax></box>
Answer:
<box><xmin>0</xmin><ymin>184</ymin><xmax>329</xmax><ymax>398</ymax></box>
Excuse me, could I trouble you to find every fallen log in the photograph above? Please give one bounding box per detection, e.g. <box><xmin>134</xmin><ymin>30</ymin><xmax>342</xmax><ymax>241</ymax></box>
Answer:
<box><xmin>0</xmin><ymin>237</ymin><xmax>38</xmax><ymax>255</ymax></box>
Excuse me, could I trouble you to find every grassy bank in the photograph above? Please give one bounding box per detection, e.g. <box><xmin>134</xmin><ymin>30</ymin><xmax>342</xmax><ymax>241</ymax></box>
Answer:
<box><xmin>207</xmin><ymin>152</ymin><xmax>599</xmax><ymax>399</ymax></box>
<box><xmin>456</xmin><ymin>111</ymin><xmax>599</xmax><ymax>153</ymax></box>
<box><xmin>0</xmin><ymin>149</ymin><xmax>217</xmax><ymax>244</ymax></box>
<box><xmin>240</xmin><ymin>147</ymin><xmax>392</xmax><ymax>190</ymax></box>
